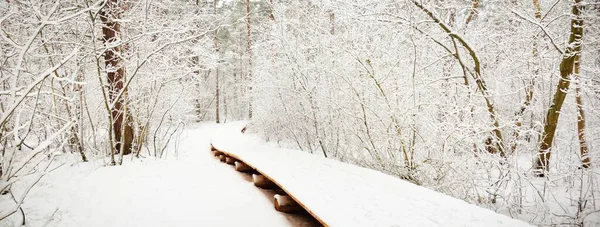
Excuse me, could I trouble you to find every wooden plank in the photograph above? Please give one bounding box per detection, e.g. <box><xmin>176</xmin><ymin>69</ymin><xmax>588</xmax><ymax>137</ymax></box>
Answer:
<box><xmin>219</xmin><ymin>154</ymin><xmax>226</xmax><ymax>162</ymax></box>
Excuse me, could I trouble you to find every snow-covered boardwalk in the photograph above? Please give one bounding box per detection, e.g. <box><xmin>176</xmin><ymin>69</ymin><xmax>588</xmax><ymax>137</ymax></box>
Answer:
<box><xmin>211</xmin><ymin>123</ymin><xmax>533</xmax><ymax>227</ymax></box>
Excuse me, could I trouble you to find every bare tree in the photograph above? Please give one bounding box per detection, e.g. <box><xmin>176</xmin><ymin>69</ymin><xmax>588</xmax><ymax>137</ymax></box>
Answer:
<box><xmin>464</xmin><ymin>0</ymin><xmax>479</xmax><ymax>25</ymax></box>
<box><xmin>510</xmin><ymin>0</ymin><xmax>543</xmax><ymax>153</ymax></box>
<box><xmin>409</xmin><ymin>0</ymin><xmax>507</xmax><ymax>157</ymax></box>
<box><xmin>535</xmin><ymin>0</ymin><xmax>585</xmax><ymax>176</ymax></box>
<box><xmin>99</xmin><ymin>0</ymin><xmax>134</xmax><ymax>160</ymax></box>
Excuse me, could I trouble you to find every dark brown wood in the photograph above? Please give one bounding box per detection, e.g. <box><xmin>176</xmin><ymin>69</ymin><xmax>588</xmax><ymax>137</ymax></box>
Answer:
<box><xmin>274</xmin><ymin>194</ymin><xmax>303</xmax><ymax>213</ymax></box>
<box><xmin>234</xmin><ymin>161</ymin><xmax>253</xmax><ymax>173</ymax></box>
<box><xmin>252</xmin><ymin>174</ymin><xmax>277</xmax><ymax>189</ymax></box>
<box><xmin>99</xmin><ymin>0</ymin><xmax>133</xmax><ymax>156</ymax></box>
<box><xmin>225</xmin><ymin>156</ymin><xmax>236</xmax><ymax>165</ymax></box>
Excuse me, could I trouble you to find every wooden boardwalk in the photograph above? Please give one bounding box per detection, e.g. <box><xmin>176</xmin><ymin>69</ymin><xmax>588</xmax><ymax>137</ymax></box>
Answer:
<box><xmin>209</xmin><ymin>125</ymin><xmax>532</xmax><ymax>227</ymax></box>
<box><xmin>212</xmin><ymin>145</ymin><xmax>325</xmax><ymax>226</ymax></box>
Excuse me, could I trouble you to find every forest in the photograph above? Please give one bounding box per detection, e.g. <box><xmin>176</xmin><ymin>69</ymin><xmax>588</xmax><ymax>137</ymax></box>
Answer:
<box><xmin>1</xmin><ymin>0</ymin><xmax>599</xmax><ymax>226</ymax></box>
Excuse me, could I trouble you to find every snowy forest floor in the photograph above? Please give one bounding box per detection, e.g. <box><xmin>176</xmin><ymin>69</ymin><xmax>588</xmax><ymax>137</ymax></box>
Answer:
<box><xmin>1</xmin><ymin>123</ymin><xmax>320</xmax><ymax>227</ymax></box>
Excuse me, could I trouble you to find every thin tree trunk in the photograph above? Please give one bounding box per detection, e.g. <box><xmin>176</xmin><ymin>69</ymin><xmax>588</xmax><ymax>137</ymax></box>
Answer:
<box><xmin>41</xmin><ymin>35</ymin><xmax>87</xmax><ymax>162</ymax></box>
<box><xmin>535</xmin><ymin>0</ymin><xmax>584</xmax><ymax>176</ymax></box>
<box><xmin>268</xmin><ymin>0</ymin><xmax>275</xmax><ymax>21</ymax></box>
<box><xmin>216</xmin><ymin>69</ymin><xmax>220</xmax><ymax>123</ymax></box>
<box><xmin>214</xmin><ymin>0</ymin><xmax>220</xmax><ymax>123</ymax></box>
<box><xmin>465</xmin><ymin>0</ymin><xmax>479</xmax><ymax>25</ymax></box>
<box><xmin>574</xmin><ymin>55</ymin><xmax>590</xmax><ymax>168</ymax></box>
<box><xmin>246</xmin><ymin>0</ymin><xmax>253</xmax><ymax>119</ymax></box>
<box><xmin>510</xmin><ymin>0</ymin><xmax>542</xmax><ymax>153</ymax></box>
<box><xmin>329</xmin><ymin>11</ymin><xmax>335</xmax><ymax>35</ymax></box>
<box><xmin>100</xmin><ymin>0</ymin><xmax>134</xmax><ymax>156</ymax></box>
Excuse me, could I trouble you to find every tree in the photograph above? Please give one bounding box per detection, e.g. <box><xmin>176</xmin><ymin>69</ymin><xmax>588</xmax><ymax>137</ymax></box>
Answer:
<box><xmin>534</xmin><ymin>0</ymin><xmax>585</xmax><ymax>176</ymax></box>
<box><xmin>574</xmin><ymin>54</ymin><xmax>590</xmax><ymax>169</ymax></box>
<box><xmin>99</xmin><ymin>0</ymin><xmax>134</xmax><ymax>159</ymax></box>
<box><xmin>214</xmin><ymin>0</ymin><xmax>221</xmax><ymax>123</ymax></box>
<box><xmin>246</xmin><ymin>0</ymin><xmax>253</xmax><ymax>119</ymax></box>
<box><xmin>409</xmin><ymin>0</ymin><xmax>507</xmax><ymax>158</ymax></box>
<box><xmin>509</xmin><ymin>0</ymin><xmax>542</xmax><ymax>154</ymax></box>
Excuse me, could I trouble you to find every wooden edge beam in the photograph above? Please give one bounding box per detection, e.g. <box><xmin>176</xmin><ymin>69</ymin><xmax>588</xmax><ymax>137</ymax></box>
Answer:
<box><xmin>274</xmin><ymin>194</ymin><xmax>303</xmax><ymax>213</ymax></box>
<box><xmin>210</xmin><ymin>144</ymin><xmax>217</xmax><ymax>151</ymax></box>
<box><xmin>219</xmin><ymin>154</ymin><xmax>226</xmax><ymax>162</ymax></box>
<box><xmin>214</xmin><ymin>150</ymin><xmax>224</xmax><ymax>157</ymax></box>
<box><xmin>234</xmin><ymin>161</ymin><xmax>253</xmax><ymax>173</ymax></box>
<box><xmin>252</xmin><ymin>174</ymin><xmax>277</xmax><ymax>189</ymax></box>
<box><xmin>225</xmin><ymin>156</ymin><xmax>236</xmax><ymax>165</ymax></box>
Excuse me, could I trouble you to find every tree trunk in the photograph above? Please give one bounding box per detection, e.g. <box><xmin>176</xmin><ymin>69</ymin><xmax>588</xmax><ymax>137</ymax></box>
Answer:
<box><xmin>214</xmin><ymin>0</ymin><xmax>220</xmax><ymax>124</ymax></box>
<box><xmin>535</xmin><ymin>0</ymin><xmax>584</xmax><ymax>176</ymax></box>
<box><xmin>574</xmin><ymin>55</ymin><xmax>590</xmax><ymax>168</ymax></box>
<box><xmin>465</xmin><ymin>0</ymin><xmax>479</xmax><ymax>25</ymax></box>
<box><xmin>100</xmin><ymin>0</ymin><xmax>134</xmax><ymax>156</ymax></box>
<box><xmin>329</xmin><ymin>11</ymin><xmax>335</xmax><ymax>35</ymax></box>
<box><xmin>246</xmin><ymin>0</ymin><xmax>253</xmax><ymax>119</ymax></box>
<box><xmin>216</xmin><ymin>69</ymin><xmax>220</xmax><ymax>123</ymax></box>
<box><xmin>268</xmin><ymin>0</ymin><xmax>275</xmax><ymax>21</ymax></box>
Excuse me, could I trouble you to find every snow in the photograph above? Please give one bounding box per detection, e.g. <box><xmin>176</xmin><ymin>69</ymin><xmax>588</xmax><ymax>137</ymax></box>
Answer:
<box><xmin>3</xmin><ymin>123</ymin><xmax>317</xmax><ymax>227</ymax></box>
<box><xmin>2</xmin><ymin>121</ymin><xmax>534</xmax><ymax>226</ymax></box>
<box><xmin>211</xmin><ymin>122</ymin><xmax>534</xmax><ymax>227</ymax></box>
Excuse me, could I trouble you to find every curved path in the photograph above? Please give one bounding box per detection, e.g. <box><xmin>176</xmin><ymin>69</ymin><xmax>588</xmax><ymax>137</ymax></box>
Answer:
<box><xmin>11</xmin><ymin>124</ymin><xmax>319</xmax><ymax>227</ymax></box>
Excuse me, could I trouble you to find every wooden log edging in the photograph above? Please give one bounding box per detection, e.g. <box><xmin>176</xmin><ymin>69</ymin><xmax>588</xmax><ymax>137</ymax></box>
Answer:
<box><xmin>234</xmin><ymin>161</ymin><xmax>253</xmax><ymax>173</ymax></box>
<box><xmin>210</xmin><ymin>145</ymin><xmax>328</xmax><ymax>227</ymax></box>
<box><xmin>252</xmin><ymin>173</ymin><xmax>278</xmax><ymax>189</ymax></box>
<box><xmin>274</xmin><ymin>194</ymin><xmax>303</xmax><ymax>213</ymax></box>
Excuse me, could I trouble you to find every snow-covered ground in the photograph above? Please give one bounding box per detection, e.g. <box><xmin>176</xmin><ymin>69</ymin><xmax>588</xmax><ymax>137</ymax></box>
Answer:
<box><xmin>1</xmin><ymin>123</ymin><xmax>318</xmax><ymax>227</ymax></box>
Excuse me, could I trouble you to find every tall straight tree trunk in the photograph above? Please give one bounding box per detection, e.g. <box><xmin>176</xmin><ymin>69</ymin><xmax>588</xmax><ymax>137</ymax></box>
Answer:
<box><xmin>535</xmin><ymin>0</ymin><xmax>584</xmax><ymax>176</ymax></box>
<box><xmin>329</xmin><ymin>11</ymin><xmax>335</xmax><ymax>35</ymax></box>
<box><xmin>574</xmin><ymin>55</ymin><xmax>590</xmax><ymax>168</ymax></box>
<box><xmin>214</xmin><ymin>0</ymin><xmax>220</xmax><ymax>123</ymax></box>
<box><xmin>246</xmin><ymin>0</ymin><xmax>253</xmax><ymax>119</ymax></box>
<box><xmin>100</xmin><ymin>0</ymin><xmax>134</xmax><ymax>156</ymax></box>
<box><xmin>216</xmin><ymin>69</ymin><xmax>220</xmax><ymax>123</ymax></box>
